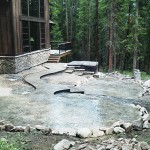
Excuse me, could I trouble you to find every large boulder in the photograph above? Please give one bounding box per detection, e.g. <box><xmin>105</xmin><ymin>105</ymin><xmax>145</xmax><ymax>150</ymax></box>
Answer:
<box><xmin>111</xmin><ymin>121</ymin><xmax>124</xmax><ymax>128</ymax></box>
<box><xmin>123</xmin><ymin>122</ymin><xmax>133</xmax><ymax>133</ymax></box>
<box><xmin>54</xmin><ymin>139</ymin><xmax>75</xmax><ymax>150</ymax></box>
<box><xmin>106</xmin><ymin>127</ymin><xmax>114</xmax><ymax>135</ymax></box>
<box><xmin>76</xmin><ymin>128</ymin><xmax>92</xmax><ymax>138</ymax></box>
<box><xmin>114</xmin><ymin>127</ymin><xmax>125</xmax><ymax>134</ymax></box>
<box><xmin>92</xmin><ymin>129</ymin><xmax>105</xmax><ymax>137</ymax></box>
<box><xmin>138</xmin><ymin>141</ymin><xmax>150</xmax><ymax>150</ymax></box>
<box><xmin>133</xmin><ymin>119</ymin><xmax>143</xmax><ymax>131</ymax></box>
<box><xmin>143</xmin><ymin>80</ymin><xmax>150</xmax><ymax>88</ymax></box>
<box><xmin>35</xmin><ymin>125</ymin><xmax>51</xmax><ymax>135</ymax></box>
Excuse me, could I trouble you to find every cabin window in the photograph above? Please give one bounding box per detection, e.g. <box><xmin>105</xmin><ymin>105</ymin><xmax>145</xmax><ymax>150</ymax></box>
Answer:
<box><xmin>21</xmin><ymin>0</ymin><xmax>46</xmax><ymax>53</ymax></box>
<box><xmin>40</xmin><ymin>23</ymin><xmax>45</xmax><ymax>49</ymax></box>
<box><xmin>22</xmin><ymin>21</ymin><xmax>45</xmax><ymax>53</ymax></box>
<box><xmin>21</xmin><ymin>0</ymin><xmax>44</xmax><ymax>18</ymax></box>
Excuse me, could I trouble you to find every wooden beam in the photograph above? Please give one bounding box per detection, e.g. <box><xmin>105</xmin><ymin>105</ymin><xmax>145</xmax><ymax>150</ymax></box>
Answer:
<box><xmin>20</xmin><ymin>16</ymin><xmax>45</xmax><ymax>23</ymax></box>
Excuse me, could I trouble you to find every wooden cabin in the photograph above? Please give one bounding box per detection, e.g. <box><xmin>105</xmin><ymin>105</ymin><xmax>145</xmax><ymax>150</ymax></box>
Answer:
<box><xmin>0</xmin><ymin>0</ymin><xmax>50</xmax><ymax>73</ymax></box>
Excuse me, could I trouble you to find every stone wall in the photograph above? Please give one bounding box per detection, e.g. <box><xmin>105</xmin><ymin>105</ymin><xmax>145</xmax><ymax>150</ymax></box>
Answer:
<box><xmin>0</xmin><ymin>49</ymin><xmax>50</xmax><ymax>74</ymax></box>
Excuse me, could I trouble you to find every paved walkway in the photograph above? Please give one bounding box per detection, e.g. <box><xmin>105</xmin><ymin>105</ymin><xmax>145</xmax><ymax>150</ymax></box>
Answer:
<box><xmin>0</xmin><ymin>63</ymin><xmax>142</xmax><ymax>129</ymax></box>
<box><xmin>24</xmin><ymin>63</ymin><xmax>67</xmax><ymax>90</ymax></box>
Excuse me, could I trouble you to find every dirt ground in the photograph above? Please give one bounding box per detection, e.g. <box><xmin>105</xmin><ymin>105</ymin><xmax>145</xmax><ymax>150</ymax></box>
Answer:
<box><xmin>0</xmin><ymin>65</ymin><xmax>150</xmax><ymax>149</ymax></box>
<box><xmin>0</xmin><ymin>129</ymin><xmax>150</xmax><ymax>150</ymax></box>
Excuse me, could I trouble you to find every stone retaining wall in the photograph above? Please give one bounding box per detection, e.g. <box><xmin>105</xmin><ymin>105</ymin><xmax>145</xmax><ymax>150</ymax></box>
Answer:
<box><xmin>0</xmin><ymin>49</ymin><xmax>50</xmax><ymax>74</ymax></box>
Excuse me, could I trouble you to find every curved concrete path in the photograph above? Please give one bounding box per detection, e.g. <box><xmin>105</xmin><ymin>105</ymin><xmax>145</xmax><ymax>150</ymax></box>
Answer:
<box><xmin>24</xmin><ymin>63</ymin><xmax>67</xmax><ymax>91</ymax></box>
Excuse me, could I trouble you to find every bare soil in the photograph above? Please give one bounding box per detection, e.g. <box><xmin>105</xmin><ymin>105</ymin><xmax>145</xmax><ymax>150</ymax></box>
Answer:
<box><xmin>0</xmin><ymin>67</ymin><xmax>150</xmax><ymax>149</ymax></box>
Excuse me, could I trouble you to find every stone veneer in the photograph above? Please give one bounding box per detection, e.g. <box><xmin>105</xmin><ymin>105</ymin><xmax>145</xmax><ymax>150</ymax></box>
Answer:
<box><xmin>0</xmin><ymin>49</ymin><xmax>50</xmax><ymax>74</ymax></box>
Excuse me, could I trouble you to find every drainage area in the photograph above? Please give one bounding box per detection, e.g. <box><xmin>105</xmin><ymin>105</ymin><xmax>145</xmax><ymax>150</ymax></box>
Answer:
<box><xmin>51</xmin><ymin>90</ymin><xmax>139</xmax><ymax>129</ymax></box>
<box><xmin>54</xmin><ymin>89</ymin><xmax>84</xmax><ymax>95</ymax></box>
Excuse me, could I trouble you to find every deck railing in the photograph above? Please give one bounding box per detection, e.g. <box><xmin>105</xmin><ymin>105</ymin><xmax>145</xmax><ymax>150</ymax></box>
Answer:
<box><xmin>50</xmin><ymin>41</ymin><xmax>71</xmax><ymax>54</ymax></box>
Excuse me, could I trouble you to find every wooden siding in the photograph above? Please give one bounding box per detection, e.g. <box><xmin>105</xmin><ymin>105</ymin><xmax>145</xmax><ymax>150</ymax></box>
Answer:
<box><xmin>0</xmin><ymin>0</ymin><xmax>14</xmax><ymax>56</ymax></box>
<box><xmin>11</xmin><ymin>0</ymin><xmax>22</xmax><ymax>55</ymax></box>
<box><xmin>0</xmin><ymin>0</ymin><xmax>50</xmax><ymax>56</ymax></box>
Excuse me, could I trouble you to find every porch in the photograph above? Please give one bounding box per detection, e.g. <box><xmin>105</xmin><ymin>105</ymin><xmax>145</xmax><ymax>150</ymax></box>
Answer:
<box><xmin>48</xmin><ymin>42</ymin><xmax>72</xmax><ymax>63</ymax></box>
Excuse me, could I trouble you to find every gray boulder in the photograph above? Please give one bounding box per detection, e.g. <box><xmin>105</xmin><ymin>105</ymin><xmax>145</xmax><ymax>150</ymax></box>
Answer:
<box><xmin>54</xmin><ymin>139</ymin><xmax>75</xmax><ymax>150</ymax></box>
<box><xmin>76</xmin><ymin>128</ymin><xmax>92</xmax><ymax>138</ymax></box>
<box><xmin>114</xmin><ymin>127</ymin><xmax>125</xmax><ymax>133</ymax></box>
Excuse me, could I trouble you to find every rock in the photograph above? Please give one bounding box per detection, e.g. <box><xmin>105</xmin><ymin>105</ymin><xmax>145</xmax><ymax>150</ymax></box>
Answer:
<box><xmin>111</xmin><ymin>148</ymin><xmax>119</xmax><ymax>150</ymax></box>
<box><xmin>86</xmin><ymin>145</ymin><xmax>96</xmax><ymax>150</ymax></box>
<box><xmin>0</xmin><ymin>125</ymin><xmax>5</xmax><ymax>131</ymax></box>
<box><xmin>144</xmin><ymin>115</ymin><xmax>150</xmax><ymax>122</ymax></box>
<box><xmin>114</xmin><ymin>127</ymin><xmax>125</xmax><ymax>134</ymax></box>
<box><xmin>123</xmin><ymin>123</ymin><xmax>133</xmax><ymax>132</ymax></box>
<box><xmin>99</xmin><ymin>127</ymin><xmax>108</xmax><ymax>132</ymax></box>
<box><xmin>133</xmin><ymin>119</ymin><xmax>143</xmax><ymax>131</ymax></box>
<box><xmin>0</xmin><ymin>120</ymin><xmax>5</xmax><ymax>125</ymax></box>
<box><xmin>92</xmin><ymin>129</ymin><xmax>105</xmax><ymax>137</ymax></box>
<box><xmin>106</xmin><ymin>127</ymin><xmax>114</xmax><ymax>135</ymax></box>
<box><xmin>4</xmin><ymin>124</ymin><xmax>14</xmax><ymax>131</ymax></box>
<box><xmin>97</xmin><ymin>145</ymin><xmax>106</xmax><ymax>150</ymax></box>
<box><xmin>65</xmin><ymin>69</ymin><xmax>74</xmax><ymax>74</ymax></box>
<box><xmin>138</xmin><ymin>141</ymin><xmax>150</xmax><ymax>150</ymax></box>
<box><xmin>111</xmin><ymin>121</ymin><xmax>124</xmax><ymax>128</ymax></box>
<box><xmin>136</xmin><ymin>105</ymin><xmax>142</xmax><ymax>110</ymax></box>
<box><xmin>143</xmin><ymin>121</ymin><xmax>150</xmax><ymax>129</ymax></box>
<box><xmin>78</xmin><ymin>143</ymin><xmax>88</xmax><ymax>150</ymax></box>
<box><xmin>131</xmin><ymin>138</ymin><xmax>137</xmax><ymax>143</ymax></box>
<box><xmin>117</xmin><ymin>138</ymin><xmax>124</xmax><ymax>141</ymax></box>
<box><xmin>134</xmin><ymin>144</ymin><xmax>142</xmax><ymax>150</ymax></box>
<box><xmin>24</xmin><ymin>124</ymin><xmax>30</xmax><ymax>133</ymax></box>
<box><xmin>52</xmin><ymin>128</ymin><xmax>76</xmax><ymax>136</ymax></box>
<box><xmin>142</xmin><ymin>114</ymin><xmax>150</xmax><ymax>122</ymax></box>
<box><xmin>76</xmin><ymin>128</ymin><xmax>92</xmax><ymax>138</ymax></box>
<box><xmin>54</xmin><ymin>139</ymin><xmax>75</xmax><ymax>150</ymax></box>
<box><xmin>35</xmin><ymin>125</ymin><xmax>46</xmax><ymax>131</ymax></box>
<box><xmin>143</xmin><ymin>80</ymin><xmax>150</xmax><ymax>88</ymax></box>
<box><xmin>106</xmin><ymin>144</ymin><xmax>114</xmax><ymax>149</ymax></box>
<box><xmin>35</xmin><ymin>125</ymin><xmax>51</xmax><ymax>135</ymax></box>
<box><xmin>121</xmin><ymin>144</ymin><xmax>132</xmax><ymax>150</ymax></box>
<box><xmin>10</xmin><ymin>126</ymin><xmax>25</xmax><ymax>132</ymax></box>
<box><xmin>139</xmin><ymin>107</ymin><xmax>149</xmax><ymax>117</ymax></box>
<box><xmin>134</xmin><ymin>69</ymin><xmax>141</xmax><ymax>81</ymax></box>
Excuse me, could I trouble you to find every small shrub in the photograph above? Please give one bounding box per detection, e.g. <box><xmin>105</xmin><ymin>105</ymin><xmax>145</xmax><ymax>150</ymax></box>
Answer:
<box><xmin>0</xmin><ymin>140</ymin><xmax>18</xmax><ymax>150</ymax></box>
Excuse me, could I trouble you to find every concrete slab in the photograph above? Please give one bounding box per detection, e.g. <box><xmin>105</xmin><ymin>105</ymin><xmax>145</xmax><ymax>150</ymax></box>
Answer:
<box><xmin>68</xmin><ymin>61</ymin><xmax>98</xmax><ymax>73</ymax></box>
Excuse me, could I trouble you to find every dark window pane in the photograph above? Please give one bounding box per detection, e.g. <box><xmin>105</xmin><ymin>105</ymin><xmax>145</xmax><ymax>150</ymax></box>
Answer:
<box><xmin>21</xmin><ymin>0</ymin><xmax>28</xmax><ymax>16</ymax></box>
<box><xmin>30</xmin><ymin>22</ymin><xmax>40</xmax><ymax>51</ymax></box>
<box><xmin>22</xmin><ymin>21</ymin><xmax>30</xmax><ymax>53</ymax></box>
<box><xmin>40</xmin><ymin>23</ymin><xmax>45</xmax><ymax>49</ymax></box>
<box><xmin>40</xmin><ymin>0</ymin><xmax>44</xmax><ymax>18</ymax></box>
<box><xmin>29</xmin><ymin>0</ymin><xmax>39</xmax><ymax>17</ymax></box>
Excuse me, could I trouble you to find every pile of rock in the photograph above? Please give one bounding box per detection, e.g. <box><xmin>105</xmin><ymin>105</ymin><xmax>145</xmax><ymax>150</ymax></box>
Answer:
<box><xmin>133</xmin><ymin>105</ymin><xmax>150</xmax><ymax>129</ymax></box>
<box><xmin>54</xmin><ymin>138</ymin><xmax>150</xmax><ymax>150</ymax></box>
<box><xmin>139</xmin><ymin>79</ymin><xmax>150</xmax><ymax>97</ymax></box>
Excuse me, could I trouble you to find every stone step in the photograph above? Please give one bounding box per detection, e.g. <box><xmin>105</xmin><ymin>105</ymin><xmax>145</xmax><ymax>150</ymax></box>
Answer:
<box><xmin>47</xmin><ymin>60</ymin><xmax>59</xmax><ymax>63</ymax></box>
<box><xmin>48</xmin><ymin>55</ymin><xmax>60</xmax><ymax>63</ymax></box>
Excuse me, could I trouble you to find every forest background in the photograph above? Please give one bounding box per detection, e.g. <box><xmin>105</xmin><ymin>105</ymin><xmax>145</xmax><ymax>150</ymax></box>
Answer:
<box><xmin>50</xmin><ymin>0</ymin><xmax>150</xmax><ymax>73</ymax></box>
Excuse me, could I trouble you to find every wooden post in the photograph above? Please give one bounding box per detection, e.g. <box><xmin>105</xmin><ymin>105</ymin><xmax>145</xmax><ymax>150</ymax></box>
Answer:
<box><xmin>11</xmin><ymin>0</ymin><xmax>21</xmax><ymax>55</ymax></box>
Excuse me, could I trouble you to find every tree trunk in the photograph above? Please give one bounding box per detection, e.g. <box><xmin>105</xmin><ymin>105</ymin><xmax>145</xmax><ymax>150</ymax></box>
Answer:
<box><xmin>65</xmin><ymin>0</ymin><xmax>69</xmax><ymax>41</ymax></box>
<box><xmin>108</xmin><ymin>0</ymin><xmax>113</xmax><ymax>72</ymax></box>
<box><xmin>133</xmin><ymin>0</ymin><xmax>139</xmax><ymax>70</ymax></box>
<box><xmin>95</xmin><ymin>0</ymin><xmax>99</xmax><ymax>62</ymax></box>
<box><xmin>87</xmin><ymin>0</ymin><xmax>91</xmax><ymax>60</ymax></box>
<box><xmin>120</xmin><ymin>3</ymin><xmax>131</xmax><ymax>73</ymax></box>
